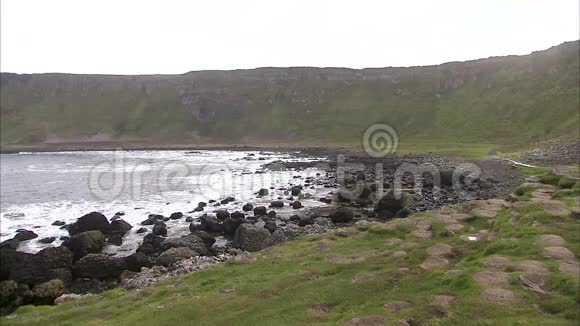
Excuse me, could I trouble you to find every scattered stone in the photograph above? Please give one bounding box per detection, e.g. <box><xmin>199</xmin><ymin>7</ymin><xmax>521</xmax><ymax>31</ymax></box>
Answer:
<box><xmin>542</xmin><ymin>246</ymin><xmax>575</xmax><ymax>260</ymax></box>
<box><xmin>473</xmin><ymin>271</ymin><xmax>509</xmax><ymax>288</ymax></box>
<box><xmin>432</xmin><ymin>295</ymin><xmax>455</xmax><ymax>307</ymax></box>
<box><xmin>426</xmin><ymin>244</ymin><xmax>453</xmax><ymax>257</ymax></box>
<box><xmin>420</xmin><ymin>256</ymin><xmax>449</xmax><ymax>269</ymax></box>
<box><xmin>308</xmin><ymin>304</ymin><xmax>335</xmax><ymax>314</ymax></box>
<box><xmin>393</xmin><ymin>251</ymin><xmax>407</xmax><ymax>258</ymax></box>
<box><xmin>514</xmin><ymin>260</ymin><xmax>548</xmax><ymax>274</ymax></box>
<box><xmin>519</xmin><ymin>273</ymin><xmax>549</xmax><ymax>294</ymax></box>
<box><xmin>384</xmin><ymin>301</ymin><xmax>412</xmax><ymax>313</ymax></box>
<box><xmin>537</xmin><ymin>235</ymin><xmax>567</xmax><ymax>247</ymax></box>
<box><xmin>558</xmin><ymin>261</ymin><xmax>580</xmax><ymax>276</ymax></box>
<box><xmin>483</xmin><ymin>256</ymin><xmax>513</xmax><ymax>270</ymax></box>
<box><xmin>345</xmin><ymin>315</ymin><xmax>386</xmax><ymax>326</ymax></box>
<box><xmin>413</xmin><ymin>230</ymin><xmax>432</xmax><ymax>239</ymax></box>
<box><xmin>482</xmin><ymin>289</ymin><xmax>515</xmax><ymax>303</ymax></box>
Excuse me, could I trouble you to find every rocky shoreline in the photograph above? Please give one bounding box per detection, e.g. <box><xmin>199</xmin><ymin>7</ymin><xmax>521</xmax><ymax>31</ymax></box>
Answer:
<box><xmin>0</xmin><ymin>151</ymin><xmax>524</xmax><ymax>315</ymax></box>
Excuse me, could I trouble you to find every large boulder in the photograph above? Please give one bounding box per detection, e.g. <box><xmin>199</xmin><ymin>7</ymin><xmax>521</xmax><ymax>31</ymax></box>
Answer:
<box><xmin>14</xmin><ymin>230</ymin><xmax>38</xmax><ymax>241</ymax></box>
<box><xmin>190</xmin><ymin>231</ymin><xmax>216</xmax><ymax>247</ymax></box>
<box><xmin>152</xmin><ymin>221</ymin><xmax>167</xmax><ymax>236</ymax></box>
<box><xmin>160</xmin><ymin>235</ymin><xmax>209</xmax><ymax>256</ymax></box>
<box><xmin>136</xmin><ymin>234</ymin><xmax>165</xmax><ymax>256</ymax></box>
<box><xmin>200</xmin><ymin>215</ymin><xmax>223</xmax><ymax>233</ymax></box>
<box><xmin>215</xmin><ymin>210</ymin><xmax>230</xmax><ymax>221</ymax></box>
<box><xmin>32</xmin><ymin>279</ymin><xmax>65</xmax><ymax>305</ymax></box>
<box><xmin>109</xmin><ymin>219</ymin><xmax>132</xmax><ymax>236</ymax></box>
<box><xmin>376</xmin><ymin>192</ymin><xmax>416</xmax><ymax>214</ymax></box>
<box><xmin>124</xmin><ymin>253</ymin><xmax>155</xmax><ymax>272</ymax></box>
<box><xmin>233</xmin><ymin>224</ymin><xmax>272</xmax><ymax>252</ymax></box>
<box><xmin>330</xmin><ymin>207</ymin><xmax>354</xmax><ymax>223</ymax></box>
<box><xmin>155</xmin><ymin>247</ymin><xmax>197</xmax><ymax>267</ymax></box>
<box><xmin>0</xmin><ymin>280</ymin><xmax>18</xmax><ymax>308</ymax></box>
<box><xmin>223</xmin><ymin>218</ymin><xmax>243</xmax><ymax>236</ymax></box>
<box><xmin>0</xmin><ymin>247</ymin><xmax>73</xmax><ymax>287</ymax></box>
<box><xmin>63</xmin><ymin>230</ymin><xmax>106</xmax><ymax>260</ymax></box>
<box><xmin>68</xmin><ymin>212</ymin><xmax>110</xmax><ymax>236</ymax></box>
<box><xmin>73</xmin><ymin>254</ymin><xmax>127</xmax><ymax>280</ymax></box>
<box><xmin>253</xmin><ymin>206</ymin><xmax>268</xmax><ymax>216</ymax></box>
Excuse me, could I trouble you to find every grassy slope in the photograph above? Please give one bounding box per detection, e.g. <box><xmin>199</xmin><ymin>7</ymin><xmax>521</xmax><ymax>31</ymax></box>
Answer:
<box><xmin>4</xmin><ymin>174</ymin><xmax>579</xmax><ymax>325</ymax></box>
<box><xmin>1</xmin><ymin>41</ymin><xmax>579</xmax><ymax>152</ymax></box>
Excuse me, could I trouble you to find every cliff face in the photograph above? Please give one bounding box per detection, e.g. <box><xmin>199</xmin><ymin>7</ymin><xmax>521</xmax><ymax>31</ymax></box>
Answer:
<box><xmin>1</xmin><ymin>41</ymin><xmax>578</xmax><ymax>147</ymax></box>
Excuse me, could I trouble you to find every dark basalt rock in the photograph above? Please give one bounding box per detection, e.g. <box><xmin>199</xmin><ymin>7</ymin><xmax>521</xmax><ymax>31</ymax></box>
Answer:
<box><xmin>231</xmin><ymin>211</ymin><xmax>245</xmax><ymax>219</ymax></box>
<box><xmin>73</xmin><ymin>254</ymin><xmax>127</xmax><ymax>280</ymax></box>
<box><xmin>68</xmin><ymin>212</ymin><xmax>111</xmax><ymax>236</ymax></box>
<box><xmin>200</xmin><ymin>215</ymin><xmax>223</xmax><ymax>233</ymax></box>
<box><xmin>38</xmin><ymin>237</ymin><xmax>56</xmax><ymax>244</ymax></box>
<box><xmin>215</xmin><ymin>210</ymin><xmax>230</xmax><ymax>221</ymax></box>
<box><xmin>270</xmin><ymin>201</ymin><xmax>284</xmax><ymax>208</ymax></box>
<box><xmin>124</xmin><ymin>252</ymin><xmax>155</xmax><ymax>272</ymax></box>
<box><xmin>160</xmin><ymin>235</ymin><xmax>209</xmax><ymax>256</ymax></box>
<box><xmin>291</xmin><ymin>186</ymin><xmax>302</xmax><ymax>196</ymax></box>
<box><xmin>258</xmin><ymin>188</ymin><xmax>269</xmax><ymax>196</ymax></box>
<box><xmin>253</xmin><ymin>206</ymin><xmax>268</xmax><ymax>216</ymax></box>
<box><xmin>136</xmin><ymin>227</ymin><xmax>148</xmax><ymax>234</ymax></box>
<box><xmin>329</xmin><ymin>208</ymin><xmax>354</xmax><ymax>223</ymax></box>
<box><xmin>152</xmin><ymin>222</ymin><xmax>167</xmax><ymax>237</ymax></box>
<box><xmin>156</xmin><ymin>247</ymin><xmax>197</xmax><ymax>267</ymax></box>
<box><xmin>51</xmin><ymin>220</ymin><xmax>66</xmax><ymax>226</ymax></box>
<box><xmin>110</xmin><ymin>219</ymin><xmax>132</xmax><ymax>236</ymax></box>
<box><xmin>233</xmin><ymin>224</ymin><xmax>272</xmax><ymax>252</ymax></box>
<box><xmin>242</xmin><ymin>203</ymin><xmax>254</xmax><ymax>211</ymax></box>
<box><xmin>14</xmin><ymin>230</ymin><xmax>38</xmax><ymax>241</ymax></box>
<box><xmin>170</xmin><ymin>212</ymin><xmax>184</xmax><ymax>220</ymax></box>
<box><xmin>291</xmin><ymin>201</ymin><xmax>303</xmax><ymax>209</ymax></box>
<box><xmin>136</xmin><ymin>234</ymin><xmax>165</xmax><ymax>256</ymax></box>
<box><xmin>264</xmin><ymin>221</ymin><xmax>278</xmax><ymax>233</ymax></box>
<box><xmin>190</xmin><ymin>231</ymin><xmax>216</xmax><ymax>247</ymax></box>
<box><xmin>62</xmin><ymin>230</ymin><xmax>106</xmax><ymax>261</ymax></box>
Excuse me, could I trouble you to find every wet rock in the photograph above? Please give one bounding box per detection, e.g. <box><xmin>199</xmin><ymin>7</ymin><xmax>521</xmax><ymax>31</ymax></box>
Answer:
<box><xmin>110</xmin><ymin>219</ymin><xmax>132</xmax><ymax>236</ymax></box>
<box><xmin>156</xmin><ymin>247</ymin><xmax>197</xmax><ymax>267</ymax></box>
<box><xmin>185</xmin><ymin>216</ymin><xmax>194</xmax><ymax>222</ymax></box>
<box><xmin>258</xmin><ymin>188</ymin><xmax>269</xmax><ymax>196</ymax></box>
<box><xmin>0</xmin><ymin>238</ymin><xmax>20</xmax><ymax>250</ymax></box>
<box><xmin>233</xmin><ymin>224</ymin><xmax>272</xmax><ymax>252</ymax></box>
<box><xmin>291</xmin><ymin>186</ymin><xmax>302</xmax><ymax>196</ymax></box>
<box><xmin>136</xmin><ymin>234</ymin><xmax>165</xmax><ymax>256</ymax></box>
<box><xmin>292</xmin><ymin>201</ymin><xmax>303</xmax><ymax>209</ymax></box>
<box><xmin>267</xmin><ymin>211</ymin><xmax>277</xmax><ymax>219</ymax></box>
<box><xmin>73</xmin><ymin>254</ymin><xmax>127</xmax><ymax>279</ymax></box>
<box><xmin>231</xmin><ymin>211</ymin><xmax>245</xmax><ymax>219</ymax></box>
<box><xmin>152</xmin><ymin>222</ymin><xmax>167</xmax><ymax>237</ymax></box>
<box><xmin>269</xmin><ymin>201</ymin><xmax>284</xmax><ymax>208</ymax></box>
<box><xmin>200</xmin><ymin>215</ymin><xmax>223</xmax><ymax>233</ymax></box>
<box><xmin>68</xmin><ymin>212</ymin><xmax>110</xmax><ymax>236</ymax></box>
<box><xmin>38</xmin><ymin>237</ymin><xmax>57</xmax><ymax>244</ymax></box>
<box><xmin>329</xmin><ymin>207</ymin><xmax>354</xmax><ymax>223</ymax></box>
<box><xmin>63</xmin><ymin>230</ymin><xmax>106</xmax><ymax>260</ymax></box>
<box><xmin>136</xmin><ymin>227</ymin><xmax>148</xmax><ymax>234</ymax></box>
<box><xmin>32</xmin><ymin>279</ymin><xmax>65</xmax><ymax>304</ymax></box>
<box><xmin>242</xmin><ymin>203</ymin><xmax>254</xmax><ymax>211</ymax></box>
<box><xmin>215</xmin><ymin>210</ymin><xmax>230</xmax><ymax>221</ymax></box>
<box><xmin>264</xmin><ymin>221</ymin><xmax>278</xmax><ymax>233</ymax></box>
<box><xmin>170</xmin><ymin>212</ymin><xmax>183</xmax><ymax>220</ymax></box>
<box><xmin>253</xmin><ymin>206</ymin><xmax>268</xmax><ymax>216</ymax></box>
<box><xmin>51</xmin><ymin>220</ymin><xmax>66</xmax><ymax>226</ymax></box>
<box><xmin>14</xmin><ymin>230</ymin><xmax>38</xmax><ymax>241</ymax></box>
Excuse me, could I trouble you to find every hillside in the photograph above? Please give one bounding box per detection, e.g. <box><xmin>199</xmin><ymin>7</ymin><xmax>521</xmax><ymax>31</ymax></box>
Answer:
<box><xmin>1</xmin><ymin>41</ymin><xmax>579</xmax><ymax>150</ymax></box>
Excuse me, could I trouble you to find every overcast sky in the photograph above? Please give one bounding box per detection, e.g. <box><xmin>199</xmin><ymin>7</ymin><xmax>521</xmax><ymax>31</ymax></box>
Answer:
<box><xmin>1</xmin><ymin>0</ymin><xmax>578</xmax><ymax>75</ymax></box>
